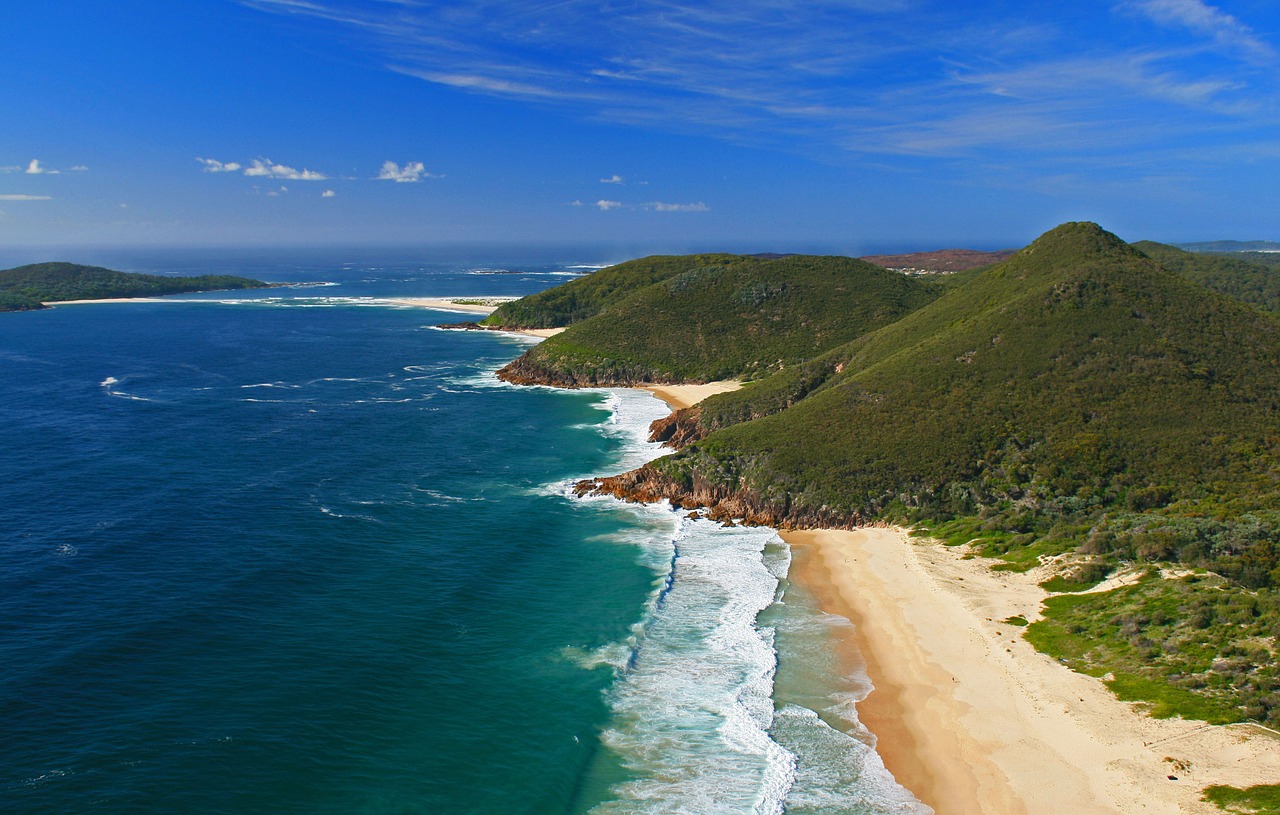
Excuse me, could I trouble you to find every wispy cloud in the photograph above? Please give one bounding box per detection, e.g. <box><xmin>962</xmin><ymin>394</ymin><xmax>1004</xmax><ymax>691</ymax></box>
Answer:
<box><xmin>245</xmin><ymin>158</ymin><xmax>327</xmax><ymax>180</ymax></box>
<box><xmin>322</xmin><ymin>189</ymin><xmax>337</xmax><ymax>197</ymax></box>
<box><xmin>595</xmin><ymin>199</ymin><xmax>623</xmax><ymax>211</ymax></box>
<box><xmin>600</xmin><ymin>174</ymin><xmax>625</xmax><ymax>184</ymax></box>
<box><xmin>25</xmin><ymin>159</ymin><xmax>58</xmax><ymax>175</ymax></box>
<box><xmin>197</xmin><ymin>157</ymin><xmax>243</xmax><ymax>173</ymax></box>
<box><xmin>647</xmin><ymin>201</ymin><xmax>709</xmax><ymax>212</ymax></box>
<box><xmin>375</xmin><ymin>160</ymin><xmax>436</xmax><ymax>182</ymax></box>
<box><xmin>240</xmin><ymin>0</ymin><xmax>1280</xmax><ymax>174</ymax></box>
<box><xmin>1125</xmin><ymin>0</ymin><xmax>1275</xmax><ymax>62</ymax></box>
<box><xmin>0</xmin><ymin>194</ymin><xmax>53</xmax><ymax>201</ymax></box>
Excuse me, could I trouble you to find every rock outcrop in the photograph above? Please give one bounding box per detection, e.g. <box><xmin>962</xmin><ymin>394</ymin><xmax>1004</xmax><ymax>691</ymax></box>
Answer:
<box><xmin>574</xmin><ymin>464</ymin><xmax>867</xmax><ymax>530</ymax></box>
<box><xmin>647</xmin><ymin>406</ymin><xmax>707</xmax><ymax>448</ymax></box>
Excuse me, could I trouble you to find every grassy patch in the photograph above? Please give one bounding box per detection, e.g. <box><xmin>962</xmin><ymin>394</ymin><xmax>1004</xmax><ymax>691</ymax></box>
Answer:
<box><xmin>1106</xmin><ymin>671</ymin><xmax>1239</xmax><ymax>724</ymax></box>
<box><xmin>1203</xmin><ymin>784</ymin><xmax>1280</xmax><ymax>814</ymax></box>
<box><xmin>1003</xmin><ymin>615</ymin><xmax>1029</xmax><ymax>627</ymax></box>
<box><xmin>1026</xmin><ymin>577</ymin><xmax>1278</xmax><ymax>727</ymax></box>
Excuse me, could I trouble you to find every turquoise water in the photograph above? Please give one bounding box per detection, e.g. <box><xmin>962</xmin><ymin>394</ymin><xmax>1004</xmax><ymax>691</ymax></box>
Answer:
<box><xmin>0</xmin><ymin>251</ymin><xmax>926</xmax><ymax>813</ymax></box>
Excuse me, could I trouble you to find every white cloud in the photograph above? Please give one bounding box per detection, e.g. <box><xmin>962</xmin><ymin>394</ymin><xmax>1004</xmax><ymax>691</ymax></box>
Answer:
<box><xmin>648</xmin><ymin>201</ymin><xmax>710</xmax><ymax>212</ymax></box>
<box><xmin>25</xmin><ymin>159</ymin><xmax>58</xmax><ymax>175</ymax></box>
<box><xmin>69</xmin><ymin>165</ymin><xmax>89</xmax><ymax>172</ymax></box>
<box><xmin>600</xmin><ymin>174</ymin><xmax>625</xmax><ymax>184</ymax></box>
<box><xmin>197</xmin><ymin>157</ymin><xmax>243</xmax><ymax>173</ymax></box>
<box><xmin>595</xmin><ymin>199</ymin><xmax>623</xmax><ymax>210</ymax></box>
<box><xmin>322</xmin><ymin>189</ymin><xmax>336</xmax><ymax>197</ymax></box>
<box><xmin>0</xmin><ymin>194</ymin><xmax>53</xmax><ymax>201</ymax></box>
<box><xmin>569</xmin><ymin>199</ymin><xmax>584</xmax><ymax>206</ymax></box>
<box><xmin>376</xmin><ymin>160</ymin><xmax>436</xmax><ymax>182</ymax></box>
<box><xmin>245</xmin><ymin>158</ymin><xmax>327</xmax><ymax>180</ymax></box>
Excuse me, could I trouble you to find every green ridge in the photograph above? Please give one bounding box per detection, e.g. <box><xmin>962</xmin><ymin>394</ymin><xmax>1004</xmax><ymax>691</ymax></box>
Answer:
<box><xmin>1134</xmin><ymin>241</ymin><xmax>1280</xmax><ymax>316</ymax></box>
<box><xmin>481</xmin><ymin>253</ymin><xmax>743</xmax><ymax>329</ymax></box>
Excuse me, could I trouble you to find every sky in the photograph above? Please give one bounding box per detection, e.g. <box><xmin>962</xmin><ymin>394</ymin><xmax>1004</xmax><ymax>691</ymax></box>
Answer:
<box><xmin>2</xmin><ymin>0</ymin><xmax>1278</xmax><ymax>253</ymax></box>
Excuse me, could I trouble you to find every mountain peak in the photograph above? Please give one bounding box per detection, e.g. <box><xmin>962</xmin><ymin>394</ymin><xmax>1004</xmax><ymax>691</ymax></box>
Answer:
<box><xmin>1019</xmin><ymin>221</ymin><xmax>1134</xmax><ymax>259</ymax></box>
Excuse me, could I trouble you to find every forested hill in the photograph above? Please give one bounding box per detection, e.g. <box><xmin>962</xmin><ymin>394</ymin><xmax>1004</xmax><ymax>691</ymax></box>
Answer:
<box><xmin>482</xmin><ymin>253</ymin><xmax>744</xmax><ymax>329</ymax></box>
<box><xmin>496</xmin><ymin>254</ymin><xmax>944</xmax><ymax>386</ymax></box>
<box><xmin>0</xmin><ymin>262</ymin><xmax>270</xmax><ymax>312</ymax></box>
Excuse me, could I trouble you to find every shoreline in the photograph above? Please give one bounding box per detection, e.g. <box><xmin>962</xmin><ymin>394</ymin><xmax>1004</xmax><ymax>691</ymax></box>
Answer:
<box><xmin>782</xmin><ymin>527</ymin><xmax>1280</xmax><ymax>815</ymax></box>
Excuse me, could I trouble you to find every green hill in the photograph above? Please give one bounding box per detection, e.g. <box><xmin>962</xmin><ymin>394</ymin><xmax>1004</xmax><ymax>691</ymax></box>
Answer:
<box><xmin>0</xmin><ymin>262</ymin><xmax>270</xmax><ymax>311</ymax></box>
<box><xmin>497</xmin><ymin>254</ymin><xmax>942</xmax><ymax>386</ymax></box>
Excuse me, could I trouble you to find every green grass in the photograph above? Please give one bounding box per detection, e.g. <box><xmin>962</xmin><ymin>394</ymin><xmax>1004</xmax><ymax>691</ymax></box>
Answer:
<box><xmin>1106</xmin><ymin>672</ymin><xmax>1240</xmax><ymax>724</ymax></box>
<box><xmin>1203</xmin><ymin>784</ymin><xmax>1280</xmax><ymax>814</ymax></box>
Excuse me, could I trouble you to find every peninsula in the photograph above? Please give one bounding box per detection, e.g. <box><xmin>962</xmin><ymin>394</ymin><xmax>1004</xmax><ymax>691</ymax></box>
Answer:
<box><xmin>0</xmin><ymin>261</ymin><xmax>270</xmax><ymax>312</ymax></box>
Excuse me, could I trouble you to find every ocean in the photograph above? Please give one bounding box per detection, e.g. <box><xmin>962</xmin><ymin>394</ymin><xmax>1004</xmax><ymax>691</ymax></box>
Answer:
<box><xmin>0</xmin><ymin>249</ymin><xmax>926</xmax><ymax>814</ymax></box>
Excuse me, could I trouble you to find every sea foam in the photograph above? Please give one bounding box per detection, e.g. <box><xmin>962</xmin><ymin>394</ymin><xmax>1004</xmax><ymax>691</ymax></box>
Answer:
<box><xmin>566</xmin><ymin>389</ymin><xmax>795</xmax><ymax>814</ymax></box>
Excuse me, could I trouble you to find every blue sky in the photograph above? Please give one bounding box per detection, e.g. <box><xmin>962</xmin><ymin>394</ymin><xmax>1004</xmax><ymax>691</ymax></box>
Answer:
<box><xmin>2</xmin><ymin>0</ymin><xmax>1278</xmax><ymax>252</ymax></box>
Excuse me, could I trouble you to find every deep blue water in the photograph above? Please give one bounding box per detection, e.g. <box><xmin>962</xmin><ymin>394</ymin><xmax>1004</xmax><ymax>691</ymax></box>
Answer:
<box><xmin>0</xmin><ymin>251</ymin><xmax>925</xmax><ymax>814</ymax></box>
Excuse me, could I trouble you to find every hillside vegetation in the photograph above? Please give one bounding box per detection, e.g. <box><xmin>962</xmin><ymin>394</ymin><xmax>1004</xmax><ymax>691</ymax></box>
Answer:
<box><xmin>0</xmin><ymin>262</ymin><xmax>269</xmax><ymax>311</ymax></box>
<box><xmin>1134</xmin><ymin>241</ymin><xmax>1280</xmax><ymax>316</ymax></box>
<box><xmin>482</xmin><ymin>254</ymin><xmax>743</xmax><ymax>329</ymax></box>
<box><xmin>546</xmin><ymin>223</ymin><xmax>1280</xmax><ymax>728</ymax></box>
<box><xmin>497</xmin><ymin>254</ymin><xmax>942</xmax><ymax>385</ymax></box>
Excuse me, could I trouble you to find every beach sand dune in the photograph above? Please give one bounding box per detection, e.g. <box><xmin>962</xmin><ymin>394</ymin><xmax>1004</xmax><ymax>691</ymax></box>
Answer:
<box><xmin>783</xmin><ymin>527</ymin><xmax>1280</xmax><ymax>815</ymax></box>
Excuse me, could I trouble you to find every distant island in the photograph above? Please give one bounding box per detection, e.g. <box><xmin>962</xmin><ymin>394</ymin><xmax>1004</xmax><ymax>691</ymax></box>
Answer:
<box><xmin>0</xmin><ymin>261</ymin><xmax>271</xmax><ymax>312</ymax></box>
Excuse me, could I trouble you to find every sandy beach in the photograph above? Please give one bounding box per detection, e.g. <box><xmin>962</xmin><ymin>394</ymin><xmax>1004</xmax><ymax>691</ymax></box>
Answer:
<box><xmin>641</xmin><ymin>381</ymin><xmax>742</xmax><ymax>409</ymax></box>
<box><xmin>43</xmin><ymin>297</ymin><xmax>173</xmax><ymax>306</ymax></box>
<box><xmin>783</xmin><ymin>527</ymin><xmax>1280</xmax><ymax>814</ymax></box>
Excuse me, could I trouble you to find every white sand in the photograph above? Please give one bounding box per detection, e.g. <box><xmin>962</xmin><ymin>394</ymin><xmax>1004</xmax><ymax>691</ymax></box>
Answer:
<box><xmin>783</xmin><ymin>527</ymin><xmax>1280</xmax><ymax>815</ymax></box>
<box><xmin>43</xmin><ymin>297</ymin><xmax>172</xmax><ymax>305</ymax></box>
